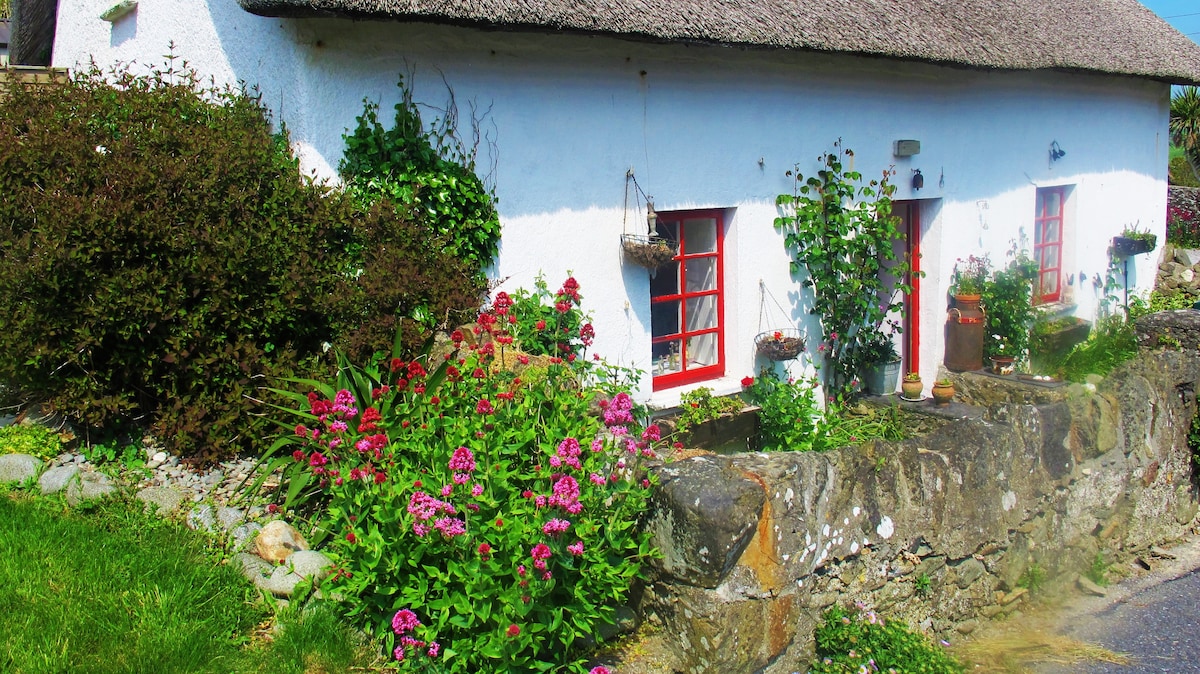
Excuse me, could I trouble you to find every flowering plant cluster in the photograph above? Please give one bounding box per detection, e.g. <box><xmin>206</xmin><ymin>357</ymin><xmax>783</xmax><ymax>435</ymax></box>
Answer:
<box><xmin>265</xmin><ymin>277</ymin><xmax>658</xmax><ymax>673</ymax></box>
<box><xmin>809</xmin><ymin>604</ymin><xmax>964</xmax><ymax>674</ymax></box>
<box><xmin>500</xmin><ymin>274</ymin><xmax>593</xmax><ymax>360</ymax></box>
<box><xmin>1168</xmin><ymin>204</ymin><xmax>1200</xmax><ymax>248</ymax></box>
<box><xmin>951</xmin><ymin>255</ymin><xmax>990</xmax><ymax>296</ymax></box>
<box><xmin>740</xmin><ymin>370</ymin><xmax>826</xmax><ymax>451</ymax></box>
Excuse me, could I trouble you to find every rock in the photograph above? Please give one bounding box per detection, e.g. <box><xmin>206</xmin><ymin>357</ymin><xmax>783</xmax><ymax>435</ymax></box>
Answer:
<box><xmin>186</xmin><ymin>504</ymin><xmax>217</xmax><ymax>532</ymax></box>
<box><xmin>65</xmin><ymin>471</ymin><xmax>116</xmax><ymax>506</ymax></box>
<box><xmin>152</xmin><ymin>451</ymin><xmax>167</xmax><ymax>464</ymax></box>
<box><xmin>38</xmin><ymin>464</ymin><xmax>79</xmax><ymax>494</ymax></box>
<box><xmin>286</xmin><ymin>550</ymin><xmax>333</xmax><ymax>580</ymax></box>
<box><xmin>645</xmin><ymin>456</ymin><xmax>766</xmax><ymax>588</ymax></box>
<box><xmin>229</xmin><ymin>523</ymin><xmax>262</xmax><ymax>552</ymax></box>
<box><xmin>259</xmin><ymin>565</ymin><xmax>304</xmax><ymax>597</ymax></box>
<box><xmin>1076</xmin><ymin>575</ymin><xmax>1108</xmax><ymax>597</ymax></box>
<box><xmin>0</xmin><ymin>453</ymin><xmax>42</xmax><ymax>484</ymax></box>
<box><xmin>953</xmin><ymin>558</ymin><xmax>987</xmax><ymax>589</ymax></box>
<box><xmin>201</xmin><ymin>470</ymin><xmax>224</xmax><ymax>486</ymax></box>
<box><xmin>136</xmin><ymin>486</ymin><xmax>186</xmax><ymax>515</ymax></box>
<box><xmin>216</xmin><ymin>506</ymin><xmax>245</xmax><ymax>532</ymax></box>
<box><xmin>1176</xmin><ymin>247</ymin><xmax>1200</xmax><ymax>267</ymax></box>
<box><xmin>255</xmin><ymin>520</ymin><xmax>309</xmax><ymax>564</ymax></box>
<box><xmin>235</xmin><ymin>552</ymin><xmax>273</xmax><ymax>583</ymax></box>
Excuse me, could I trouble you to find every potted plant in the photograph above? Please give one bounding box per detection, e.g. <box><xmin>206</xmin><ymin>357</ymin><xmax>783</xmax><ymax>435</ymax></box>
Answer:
<box><xmin>989</xmin><ymin>336</ymin><xmax>1017</xmax><ymax>375</ymax></box>
<box><xmin>621</xmin><ymin>233</ymin><xmax>677</xmax><ymax>268</ymax></box>
<box><xmin>951</xmin><ymin>255</ymin><xmax>990</xmax><ymax>300</ymax></box>
<box><xmin>901</xmin><ymin>372</ymin><xmax>923</xmax><ymax>400</ymax></box>
<box><xmin>1112</xmin><ymin>225</ymin><xmax>1157</xmax><ymax>257</ymax></box>
<box><xmin>755</xmin><ymin>329</ymin><xmax>805</xmax><ymax>361</ymax></box>
<box><xmin>931</xmin><ymin>378</ymin><xmax>955</xmax><ymax>406</ymax></box>
<box><xmin>946</xmin><ymin>255</ymin><xmax>990</xmax><ymax>372</ymax></box>
<box><xmin>859</xmin><ymin>331</ymin><xmax>901</xmax><ymax>396</ymax></box>
<box><xmin>981</xmin><ymin>248</ymin><xmax>1038</xmax><ymax>372</ymax></box>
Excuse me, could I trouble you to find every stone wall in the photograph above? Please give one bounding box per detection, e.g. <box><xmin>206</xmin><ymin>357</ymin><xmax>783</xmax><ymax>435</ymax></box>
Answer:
<box><xmin>623</xmin><ymin>319</ymin><xmax>1200</xmax><ymax>674</ymax></box>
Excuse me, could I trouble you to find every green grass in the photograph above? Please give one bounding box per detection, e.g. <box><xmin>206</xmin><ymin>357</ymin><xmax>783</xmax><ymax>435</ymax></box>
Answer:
<box><xmin>0</xmin><ymin>489</ymin><xmax>379</xmax><ymax>673</ymax></box>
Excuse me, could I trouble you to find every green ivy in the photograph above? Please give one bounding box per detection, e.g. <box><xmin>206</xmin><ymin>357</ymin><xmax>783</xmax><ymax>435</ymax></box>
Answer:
<box><xmin>774</xmin><ymin>142</ymin><xmax>913</xmax><ymax>400</ymax></box>
<box><xmin>340</xmin><ymin>75</ymin><xmax>501</xmax><ymax>282</ymax></box>
<box><xmin>810</xmin><ymin>605</ymin><xmax>964</xmax><ymax>674</ymax></box>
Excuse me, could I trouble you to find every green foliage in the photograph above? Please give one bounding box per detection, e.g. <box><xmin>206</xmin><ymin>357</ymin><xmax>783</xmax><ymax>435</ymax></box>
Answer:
<box><xmin>1017</xmin><ymin>562</ymin><xmax>1046</xmax><ymax>592</ymax></box>
<box><xmin>824</xmin><ymin>403</ymin><xmax>910</xmax><ymax>449</ymax></box>
<box><xmin>262</xmin><ymin>279</ymin><xmax>658</xmax><ymax>673</ymax></box>
<box><xmin>774</xmin><ymin>141</ymin><xmax>912</xmax><ymax>399</ymax></box>
<box><xmin>810</xmin><ymin>605</ymin><xmax>964</xmax><ymax>674</ymax></box>
<box><xmin>742</xmin><ymin>370</ymin><xmax>824</xmax><ymax>451</ymax></box>
<box><xmin>1085</xmin><ymin>553</ymin><xmax>1110</xmax><ymax>588</ymax></box>
<box><xmin>81</xmin><ymin>436</ymin><xmax>144</xmax><ymax>468</ymax></box>
<box><xmin>340</xmin><ymin>74</ymin><xmax>500</xmax><ymax>280</ymax></box>
<box><xmin>0</xmin><ymin>423</ymin><xmax>63</xmax><ymax>460</ymax></box>
<box><xmin>0</xmin><ymin>58</ymin><xmax>479</xmax><ymax>461</ymax></box>
<box><xmin>1169</xmin><ymin>156</ymin><xmax>1200</xmax><ymax>187</ymax></box>
<box><xmin>951</xmin><ymin>255</ymin><xmax>990</xmax><ymax>296</ymax></box>
<box><xmin>1130</xmin><ymin>288</ymin><xmax>1196</xmax><ymax>318</ymax></box>
<box><xmin>981</xmin><ymin>247</ymin><xmax>1038</xmax><ymax>361</ymax></box>
<box><xmin>914</xmin><ymin>573</ymin><xmax>932</xmax><ymax>594</ymax></box>
<box><xmin>1171</xmin><ymin>87</ymin><xmax>1200</xmax><ymax>185</ymax></box>
<box><xmin>677</xmin><ymin>386</ymin><xmax>744</xmax><ymax>433</ymax></box>
<box><xmin>1053</xmin><ymin>316</ymin><xmax>1138</xmax><ymax>383</ymax></box>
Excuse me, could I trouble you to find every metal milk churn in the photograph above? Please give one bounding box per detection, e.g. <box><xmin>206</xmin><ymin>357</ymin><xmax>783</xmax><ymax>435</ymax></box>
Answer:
<box><xmin>944</xmin><ymin>294</ymin><xmax>984</xmax><ymax>372</ymax></box>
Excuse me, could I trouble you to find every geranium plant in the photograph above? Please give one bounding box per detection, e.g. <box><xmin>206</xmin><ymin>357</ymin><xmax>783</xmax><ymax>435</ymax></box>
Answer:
<box><xmin>951</xmin><ymin>255</ymin><xmax>990</xmax><ymax>296</ymax></box>
<box><xmin>261</xmin><ymin>277</ymin><xmax>659</xmax><ymax>673</ymax></box>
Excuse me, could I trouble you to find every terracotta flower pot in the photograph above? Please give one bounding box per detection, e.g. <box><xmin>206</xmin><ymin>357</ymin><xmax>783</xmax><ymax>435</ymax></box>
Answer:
<box><xmin>901</xmin><ymin>378</ymin><xmax>923</xmax><ymax>400</ymax></box>
<box><xmin>931</xmin><ymin>381</ymin><xmax>955</xmax><ymax>407</ymax></box>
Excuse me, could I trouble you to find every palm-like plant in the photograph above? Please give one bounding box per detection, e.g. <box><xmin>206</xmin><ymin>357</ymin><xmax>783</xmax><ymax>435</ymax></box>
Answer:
<box><xmin>1171</xmin><ymin>86</ymin><xmax>1200</xmax><ymax>184</ymax></box>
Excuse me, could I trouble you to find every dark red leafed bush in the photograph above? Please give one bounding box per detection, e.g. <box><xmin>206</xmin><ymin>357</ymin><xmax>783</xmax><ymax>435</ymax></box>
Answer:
<box><xmin>0</xmin><ymin>60</ymin><xmax>481</xmax><ymax>460</ymax></box>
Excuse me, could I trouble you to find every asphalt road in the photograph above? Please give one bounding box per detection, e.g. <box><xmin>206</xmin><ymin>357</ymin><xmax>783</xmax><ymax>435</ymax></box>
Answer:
<box><xmin>1033</xmin><ymin>542</ymin><xmax>1200</xmax><ymax>674</ymax></box>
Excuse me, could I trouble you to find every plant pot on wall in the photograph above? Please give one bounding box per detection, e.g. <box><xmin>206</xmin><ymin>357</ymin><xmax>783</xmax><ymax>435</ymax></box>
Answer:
<box><xmin>621</xmin><ymin>234</ymin><xmax>677</xmax><ymax>269</ymax></box>
<box><xmin>1112</xmin><ymin>236</ymin><xmax>1156</xmax><ymax>256</ymax></box>
<box><xmin>931</xmin><ymin>379</ymin><xmax>955</xmax><ymax>407</ymax></box>
<box><xmin>901</xmin><ymin>375</ymin><xmax>923</xmax><ymax>400</ymax></box>
<box><xmin>989</xmin><ymin>356</ymin><xmax>1015</xmax><ymax>375</ymax></box>
<box><xmin>863</xmin><ymin>360</ymin><xmax>901</xmax><ymax>396</ymax></box>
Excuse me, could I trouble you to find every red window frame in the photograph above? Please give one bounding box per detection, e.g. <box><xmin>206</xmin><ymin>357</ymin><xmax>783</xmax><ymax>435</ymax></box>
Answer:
<box><xmin>1033</xmin><ymin>187</ymin><xmax>1065</xmax><ymax>304</ymax></box>
<box><xmin>650</xmin><ymin>209</ymin><xmax>725</xmax><ymax>390</ymax></box>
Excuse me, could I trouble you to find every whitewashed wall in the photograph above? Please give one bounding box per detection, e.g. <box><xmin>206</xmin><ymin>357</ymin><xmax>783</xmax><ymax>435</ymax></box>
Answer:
<box><xmin>53</xmin><ymin>0</ymin><xmax>1171</xmax><ymax>405</ymax></box>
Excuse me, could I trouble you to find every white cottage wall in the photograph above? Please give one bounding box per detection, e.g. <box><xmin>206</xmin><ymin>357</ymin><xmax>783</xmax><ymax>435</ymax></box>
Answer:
<box><xmin>53</xmin><ymin>1</ymin><xmax>1170</xmax><ymax>405</ymax></box>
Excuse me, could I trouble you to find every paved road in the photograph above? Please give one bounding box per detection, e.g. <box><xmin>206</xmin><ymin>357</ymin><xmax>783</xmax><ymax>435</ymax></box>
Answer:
<box><xmin>1033</xmin><ymin>542</ymin><xmax>1200</xmax><ymax>674</ymax></box>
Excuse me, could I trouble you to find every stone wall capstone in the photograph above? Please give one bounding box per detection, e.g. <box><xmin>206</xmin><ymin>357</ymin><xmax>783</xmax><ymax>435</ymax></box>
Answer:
<box><xmin>621</xmin><ymin>321</ymin><xmax>1200</xmax><ymax>674</ymax></box>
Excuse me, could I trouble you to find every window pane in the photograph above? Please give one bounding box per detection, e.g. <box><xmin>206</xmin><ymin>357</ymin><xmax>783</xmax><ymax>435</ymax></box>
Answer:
<box><xmin>687</xmin><ymin>333</ymin><xmax>718</xmax><ymax>367</ymax></box>
<box><xmin>653</xmin><ymin>339</ymin><xmax>683</xmax><ymax>375</ymax></box>
<box><xmin>1045</xmin><ymin>191</ymin><xmax>1062</xmax><ymax>217</ymax></box>
<box><xmin>1040</xmin><ymin>271</ymin><xmax>1058</xmax><ymax>296</ymax></box>
<box><xmin>683</xmin><ymin>218</ymin><xmax>717</xmax><ymax>254</ymax></box>
<box><xmin>651</xmin><ymin>299</ymin><xmax>680</xmax><ymax>339</ymax></box>
<box><xmin>651</xmin><ymin>260</ymin><xmax>680</xmax><ymax>296</ymax></box>
<box><xmin>1041</xmin><ymin>245</ymin><xmax>1059</xmax><ymax>269</ymax></box>
<box><xmin>1043</xmin><ymin>219</ymin><xmax>1060</xmax><ymax>243</ymax></box>
<box><xmin>656</xmin><ymin>219</ymin><xmax>679</xmax><ymax>244</ymax></box>
<box><xmin>685</xmin><ymin>257</ymin><xmax>717</xmax><ymax>292</ymax></box>
<box><xmin>685</xmin><ymin>295</ymin><xmax>718</xmax><ymax>332</ymax></box>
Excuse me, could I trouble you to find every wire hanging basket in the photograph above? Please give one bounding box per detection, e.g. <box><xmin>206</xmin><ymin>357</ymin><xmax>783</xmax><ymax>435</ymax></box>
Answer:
<box><xmin>621</xmin><ymin>233</ymin><xmax>677</xmax><ymax>269</ymax></box>
<box><xmin>755</xmin><ymin>328</ymin><xmax>805</xmax><ymax>361</ymax></box>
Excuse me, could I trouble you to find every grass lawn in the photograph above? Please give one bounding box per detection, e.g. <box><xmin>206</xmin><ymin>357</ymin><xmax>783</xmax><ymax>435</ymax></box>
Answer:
<box><xmin>0</xmin><ymin>488</ymin><xmax>380</xmax><ymax>674</ymax></box>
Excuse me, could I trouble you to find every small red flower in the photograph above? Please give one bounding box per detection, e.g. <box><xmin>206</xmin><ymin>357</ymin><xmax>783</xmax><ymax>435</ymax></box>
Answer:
<box><xmin>741</xmin><ymin>376</ymin><xmax>754</xmax><ymax>388</ymax></box>
<box><xmin>506</xmin><ymin>624</ymin><xmax>521</xmax><ymax>637</ymax></box>
<box><xmin>535</xmin><ymin>320</ymin><xmax>547</xmax><ymax>331</ymax></box>
<box><xmin>346</xmin><ymin>532</ymin><xmax>357</xmax><ymax>543</ymax></box>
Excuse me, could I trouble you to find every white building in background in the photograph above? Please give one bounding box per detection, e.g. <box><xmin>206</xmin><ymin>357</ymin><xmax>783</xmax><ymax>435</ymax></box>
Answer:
<box><xmin>51</xmin><ymin>0</ymin><xmax>1200</xmax><ymax>405</ymax></box>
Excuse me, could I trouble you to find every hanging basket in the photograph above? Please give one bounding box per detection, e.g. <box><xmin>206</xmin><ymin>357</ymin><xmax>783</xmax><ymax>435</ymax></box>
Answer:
<box><xmin>621</xmin><ymin>234</ymin><xmax>677</xmax><ymax>269</ymax></box>
<box><xmin>755</xmin><ymin>329</ymin><xmax>805</xmax><ymax>361</ymax></box>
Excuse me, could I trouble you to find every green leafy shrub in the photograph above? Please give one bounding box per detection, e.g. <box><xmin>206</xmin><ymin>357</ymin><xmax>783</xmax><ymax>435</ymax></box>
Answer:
<box><xmin>0</xmin><ymin>423</ymin><xmax>63</xmax><ymax>460</ymax></box>
<box><xmin>500</xmin><ymin>275</ymin><xmax>592</xmax><ymax>359</ymax></box>
<box><xmin>0</xmin><ymin>59</ymin><xmax>479</xmax><ymax>461</ymax></box>
<box><xmin>981</xmin><ymin>249</ymin><xmax>1038</xmax><ymax>361</ymax></box>
<box><xmin>264</xmin><ymin>278</ymin><xmax>658</xmax><ymax>673</ymax></box>
<box><xmin>741</xmin><ymin>370</ymin><xmax>824</xmax><ymax>451</ymax></box>
<box><xmin>340</xmin><ymin>75</ymin><xmax>501</xmax><ymax>279</ymax></box>
<box><xmin>676</xmin><ymin>386</ymin><xmax>744</xmax><ymax>433</ymax></box>
<box><xmin>1054</xmin><ymin>316</ymin><xmax>1138</xmax><ymax>383</ymax></box>
<box><xmin>810</xmin><ymin>604</ymin><xmax>964</xmax><ymax>674</ymax></box>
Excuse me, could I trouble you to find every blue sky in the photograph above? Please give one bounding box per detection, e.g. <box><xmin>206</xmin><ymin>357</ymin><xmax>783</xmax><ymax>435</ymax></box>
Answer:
<box><xmin>1141</xmin><ymin>0</ymin><xmax>1200</xmax><ymax>43</ymax></box>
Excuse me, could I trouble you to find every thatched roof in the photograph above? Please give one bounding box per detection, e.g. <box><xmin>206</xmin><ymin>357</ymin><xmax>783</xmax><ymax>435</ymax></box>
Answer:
<box><xmin>237</xmin><ymin>0</ymin><xmax>1200</xmax><ymax>84</ymax></box>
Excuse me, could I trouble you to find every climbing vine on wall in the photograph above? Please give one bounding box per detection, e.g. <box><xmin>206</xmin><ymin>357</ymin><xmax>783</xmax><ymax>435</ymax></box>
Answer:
<box><xmin>340</xmin><ymin>74</ymin><xmax>500</xmax><ymax>282</ymax></box>
<box><xmin>774</xmin><ymin>141</ymin><xmax>912</xmax><ymax>400</ymax></box>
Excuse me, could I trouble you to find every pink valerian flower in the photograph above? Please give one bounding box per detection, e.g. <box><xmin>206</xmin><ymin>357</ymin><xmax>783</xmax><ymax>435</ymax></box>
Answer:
<box><xmin>579</xmin><ymin>323</ymin><xmax>595</xmax><ymax>346</ymax></box>
<box><xmin>327</xmin><ymin>438</ymin><xmax>343</xmax><ymax>450</ymax></box>
<box><xmin>427</xmin><ymin>642</ymin><xmax>441</xmax><ymax>658</ymax></box>
<box><xmin>535</xmin><ymin>319</ymin><xmax>547</xmax><ymax>331</ymax></box>
<box><xmin>294</xmin><ymin>424</ymin><xmax>307</xmax><ymax>437</ymax></box>
<box><xmin>453</xmin><ymin>472</ymin><xmax>470</xmax><ymax>485</ymax></box>
<box><xmin>393</xmin><ymin>609</ymin><xmax>421</xmax><ymax>635</ymax></box>
<box><xmin>517</xmin><ymin>564</ymin><xmax>527</xmax><ymax>576</ymax></box>
<box><xmin>471</xmin><ymin>483</ymin><xmax>484</xmax><ymax>497</ymax></box>
<box><xmin>590</xmin><ymin>667</ymin><xmax>611</xmax><ymax>674</ymax></box>
<box><xmin>567</xmin><ymin>541</ymin><xmax>584</xmax><ymax>556</ymax></box>
<box><xmin>329</xmin><ymin>420</ymin><xmax>348</xmax><ymax>433</ymax></box>
<box><xmin>542</xmin><ymin>518</ymin><xmax>571</xmax><ymax>536</ymax></box>
<box><xmin>308</xmin><ymin>452</ymin><xmax>328</xmax><ymax>468</ymax></box>
<box><xmin>589</xmin><ymin>473</ymin><xmax>606</xmax><ymax>486</ymax></box>
<box><xmin>448</xmin><ymin>447</ymin><xmax>476</xmax><ymax>472</ymax></box>
<box><xmin>531</xmin><ymin>543</ymin><xmax>553</xmax><ymax>561</ymax></box>
<box><xmin>394</xmin><ymin>646</ymin><xmax>405</xmax><ymax>662</ymax></box>
<box><xmin>433</xmin><ymin>517</ymin><xmax>467</xmax><ymax>537</ymax></box>
<box><xmin>542</xmin><ymin>571</ymin><xmax>553</xmax><ymax>581</ymax></box>
<box><xmin>603</xmin><ymin>392</ymin><xmax>635</xmax><ymax>426</ymax></box>
<box><xmin>555</xmin><ymin>437</ymin><xmax>583</xmax><ymax>470</ymax></box>
<box><xmin>441</xmin><ymin>484</ymin><xmax>454</xmax><ymax>496</ymax></box>
<box><xmin>476</xmin><ymin>399</ymin><xmax>494</xmax><ymax>415</ymax></box>
<box><xmin>493</xmin><ymin>291</ymin><xmax>514</xmax><ymax>312</ymax></box>
<box><xmin>413</xmin><ymin>522</ymin><xmax>429</xmax><ymax>536</ymax></box>
<box><xmin>408</xmin><ymin>491</ymin><xmax>455</xmax><ymax>521</ymax></box>
<box><xmin>641</xmin><ymin>424</ymin><xmax>662</xmax><ymax>442</ymax></box>
<box><xmin>534</xmin><ymin>495</ymin><xmax>547</xmax><ymax>508</ymax></box>
<box><xmin>477</xmin><ymin>542</ymin><xmax>492</xmax><ymax>559</ymax></box>
<box><xmin>591</xmin><ymin>437</ymin><xmax>605</xmax><ymax>453</ymax></box>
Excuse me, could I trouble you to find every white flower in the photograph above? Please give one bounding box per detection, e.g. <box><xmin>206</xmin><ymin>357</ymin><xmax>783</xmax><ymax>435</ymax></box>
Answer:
<box><xmin>94</xmin><ymin>145</ymin><xmax>108</xmax><ymax>155</ymax></box>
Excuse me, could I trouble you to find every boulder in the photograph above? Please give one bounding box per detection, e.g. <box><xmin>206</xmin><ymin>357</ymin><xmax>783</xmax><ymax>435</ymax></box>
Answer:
<box><xmin>216</xmin><ymin>506</ymin><xmax>245</xmax><ymax>532</ymax></box>
<box><xmin>38</xmin><ymin>465</ymin><xmax>79</xmax><ymax>495</ymax></box>
<box><xmin>64</xmin><ymin>471</ymin><xmax>116</xmax><ymax>506</ymax></box>
<box><xmin>186</xmin><ymin>504</ymin><xmax>217</xmax><ymax>532</ymax></box>
<box><xmin>255</xmin><ymin>520</ymin><xmax>309</xmax><ymax>564</ymax></box>
<box><xmin>229</xmin><ymin>522</ymin><xmax>262</xmax><ymax>553</ymax></box>
<box><xmin>136</xmin><ymin>486</ymin><xmax>186</xmax><ymax>515</ymax></box>
<box><xmin>286</xmin><ymin>550</ymin><xmax>333</xmax><ymax>580</ymax></box>
<box><xmin>0</xmin><ymin>453</ymin><xmax>42</xmax><ymax>484</ymax></box>
<box><xmin>646</xmin><ymin>455</ymin><xmax>765</xmax><ymax>588</ymax></box>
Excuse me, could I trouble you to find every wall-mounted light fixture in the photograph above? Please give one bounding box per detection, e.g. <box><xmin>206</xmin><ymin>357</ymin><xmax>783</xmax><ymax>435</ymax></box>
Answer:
<box><xmin>1050</xmin><ymin>140</ymin><xmax>1066</xmax><ymax>162</ymax></box>
<box><xmin>911</xmin><ymin>169</ymin><xmax>924</xmax><ymax>191</ymax></box>
<box><xmin>647</xmin><ymin>202</ymin><xmax>657</xmax><ymax>231</ymax></box>
<box><xmin>893</xmin><ymin>140</ymin><xmax>921</xmax><ymax>157</ymax></box>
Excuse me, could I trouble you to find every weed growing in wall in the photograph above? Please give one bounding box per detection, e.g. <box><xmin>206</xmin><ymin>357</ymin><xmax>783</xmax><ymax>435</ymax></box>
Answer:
<box><xmin>810</xmin><ymin>604</ymin><xmax>964</xmax><ymax>674</ymax></box>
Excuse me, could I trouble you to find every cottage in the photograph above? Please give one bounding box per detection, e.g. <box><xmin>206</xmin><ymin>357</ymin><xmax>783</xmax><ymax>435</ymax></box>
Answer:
<box><xmin>50</xmin><ymin>0</ymin><xmax>1200</xmax><ymax>404</ymax></box>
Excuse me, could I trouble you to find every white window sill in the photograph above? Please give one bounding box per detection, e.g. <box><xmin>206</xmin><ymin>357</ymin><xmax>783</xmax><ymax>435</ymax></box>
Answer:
<box><xmin>646</xmin><ymin>375</ymin><xmax>746</xmax><ymax>412</ymax></box>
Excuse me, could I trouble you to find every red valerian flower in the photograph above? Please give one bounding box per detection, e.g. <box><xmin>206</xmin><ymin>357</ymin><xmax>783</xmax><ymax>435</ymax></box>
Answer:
<box><xmin>346</xmin><ymin>532</ymin><xmax>357</xmax><ymax>543</ymax></box>
<box><xmin>506</xmin><ymin>624</ymin><xmax>521</xmax><ymax>637</ymax></box>
<box><xmin>535</xmin><ymin>319</ymin><xmax>547</xmax><ymax>331</ymax></box>
<box><xmin>451</xmin><ymin>329</ymin><xmax>465</xmax><ymax>344</ymax></box>
<box><xmin>741</xmin><ymin>376</ymin><xmax>755</xmax><ymax>387</ymax></box>
<box><xmin>476</xmin><ymin>399</ymin><xmax>494</xmax><ymax>415</ymax></box>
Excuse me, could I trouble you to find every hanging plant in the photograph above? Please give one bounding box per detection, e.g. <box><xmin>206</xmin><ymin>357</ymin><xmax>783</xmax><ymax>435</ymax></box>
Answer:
<box><xmin>755</xmin><ymin>329</ymin><xmax>805</xmax><ymax>361</ymax></box>
<box><xmin>621</xmin><ymin>233</ymin><xmax>677</xmax><ymax>269</ymax></box>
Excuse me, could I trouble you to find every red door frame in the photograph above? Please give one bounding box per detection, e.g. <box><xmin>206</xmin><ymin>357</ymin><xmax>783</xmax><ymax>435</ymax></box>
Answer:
<box><xmin>895</xmin><ymin>200</ymin><xmax>921</xmax><ymax>375</ymax></box>
<box><xmin>651</xmin><ymin>209</ymin><xmax>725</xmax><ymax>390</ymax></box>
